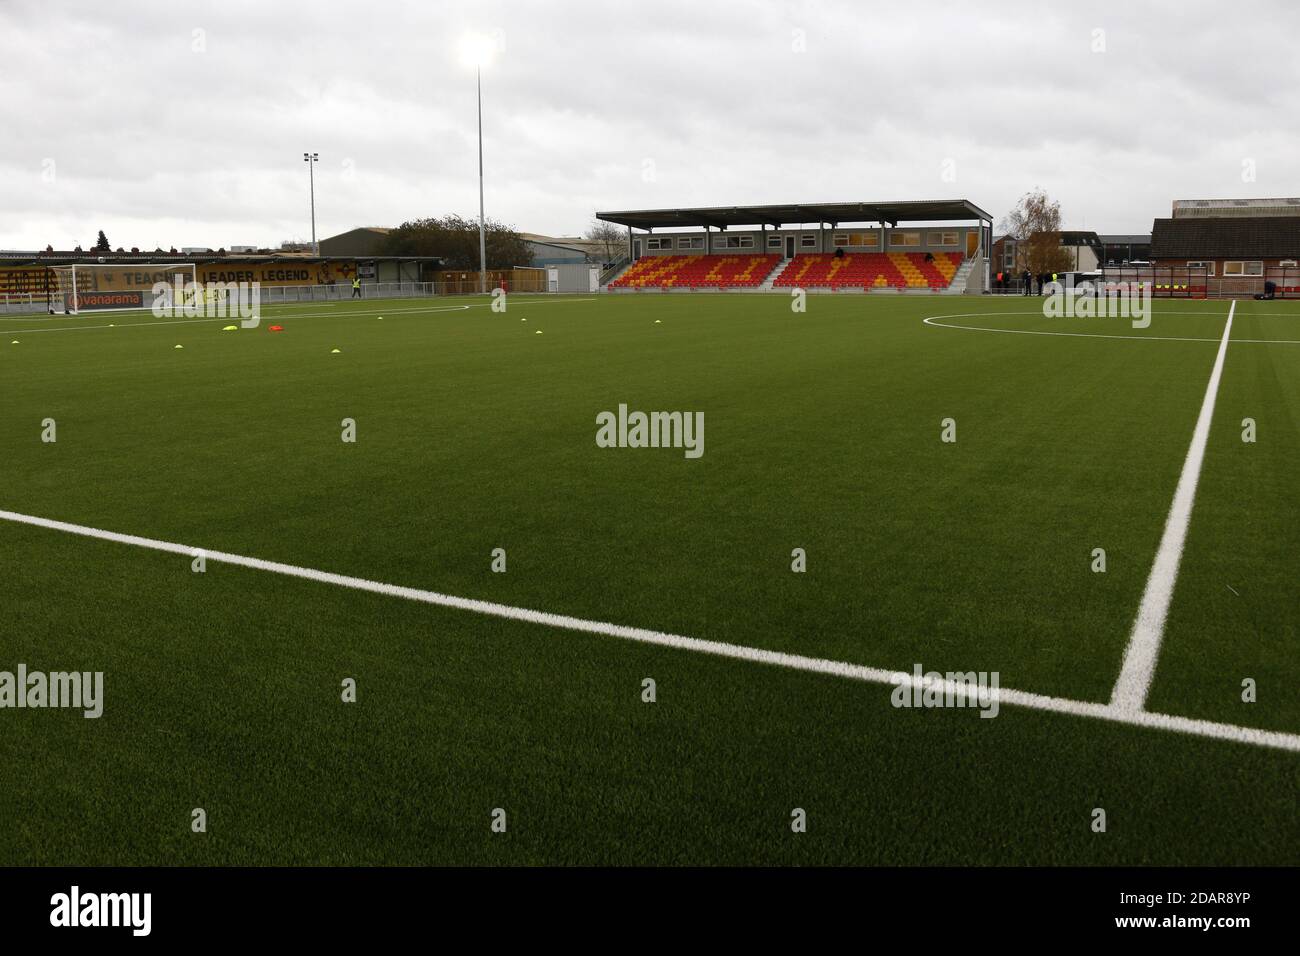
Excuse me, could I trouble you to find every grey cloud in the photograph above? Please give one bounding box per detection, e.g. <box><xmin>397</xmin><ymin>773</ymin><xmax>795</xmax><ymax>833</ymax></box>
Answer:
<box><xmin>1</xmin><ymin>0</ymin><xmax>1297</xmax><ymax>250</ymax></box>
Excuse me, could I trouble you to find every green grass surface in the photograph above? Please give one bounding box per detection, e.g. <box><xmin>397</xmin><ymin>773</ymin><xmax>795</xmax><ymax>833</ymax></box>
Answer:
<box><xmin>0</xmin><ymin>292</ymin><xmax>1296</xmax><ymax>865</ymax></box>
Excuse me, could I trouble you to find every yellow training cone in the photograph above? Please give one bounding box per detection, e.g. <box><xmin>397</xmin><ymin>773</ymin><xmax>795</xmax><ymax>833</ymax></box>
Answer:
<box><xmin>174</xmin><ymin>344</ymin><xmax>184</xmax><ymax>349</ymax></box>
<box><xmin>222</xmin><ymin>325</ymin><xmax>238</xmax><ymax>331</ymax></box>
<box><xmin>331</xmin><ymin>348</ymin><xmax>341</xmax><ymax>353</ymax></box>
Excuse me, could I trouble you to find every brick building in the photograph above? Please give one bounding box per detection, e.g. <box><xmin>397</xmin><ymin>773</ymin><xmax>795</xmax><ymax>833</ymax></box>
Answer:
<box><xmin>1150</xmin><ymin>212</ymin><xmax>1300</xmax><ymax>296</ymax></box>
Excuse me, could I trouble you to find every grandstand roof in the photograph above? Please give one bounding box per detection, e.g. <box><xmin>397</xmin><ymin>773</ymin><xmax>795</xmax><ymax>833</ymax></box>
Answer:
<box><xmin>596</xmin><ymin>199</ymin><xmax>991</xmax><ymax>231</ymax></box>
<box><xmin>1150</xmin><ymin>216</ymin><xmax>1300</xmax><ymax>259</ymax></box>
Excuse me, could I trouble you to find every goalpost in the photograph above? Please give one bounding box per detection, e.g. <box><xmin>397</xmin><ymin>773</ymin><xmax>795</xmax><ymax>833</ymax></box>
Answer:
<box><xmin>48</xmin><ymin>263</ymin><xmax>198</xmax><ymax>315</ymax></box>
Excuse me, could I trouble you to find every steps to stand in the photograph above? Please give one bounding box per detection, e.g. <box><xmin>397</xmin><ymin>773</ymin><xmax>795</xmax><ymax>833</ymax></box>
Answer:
<box><xmin>602</xmin><ymin>260</ymin><xmax>635</xmax><ymax>288</ymax></box>
<box><xmin>942</xmin><ymin>256</ymin><xmax>978</xmax><ymax>294</ymax></box>
<box><xmin>758</xmin><ymin>258</ymin><xmax>792</xmax><ymax>291</ymax></box>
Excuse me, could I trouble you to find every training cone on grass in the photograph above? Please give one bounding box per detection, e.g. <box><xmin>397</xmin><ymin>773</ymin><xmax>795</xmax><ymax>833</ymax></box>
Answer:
<box><xmin>174</xmin><ymin>344</ymin><xmax>184</xmax><ymax>349</ymax></box>
<box><xmin>331</xmin><ymin>348</ymin><xmax>341</xmax><ymax>353</ymax></box>
<box><xmin>654</xmin><ymin>319</ymin><xmax>662</xmax><ymax>324</ymax></box>
<box><xmin>268</xmin><ymin>325</ymin><xmax>284</xmax><ymax>332</ymax></box>
<box><xmin>10</xmin><ymin>340</ymin><xmax>18</xmax><ymax>345</ymax></box>
<box><xmin>222</xmin><ymin>325</ymin><xmax>238</xmax><ymax>331</ymax></box>
<box><xmin>535</xmin><ymin>330</ymin><xmax>543</xmax><ymax>335</ymax></box>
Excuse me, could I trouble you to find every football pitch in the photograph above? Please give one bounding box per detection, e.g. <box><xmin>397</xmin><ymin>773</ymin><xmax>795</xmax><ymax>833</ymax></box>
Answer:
<box><xmin>1</xmin><ymin>291</ymin><xmax>1296</xmax><ymax>866</ymax></box>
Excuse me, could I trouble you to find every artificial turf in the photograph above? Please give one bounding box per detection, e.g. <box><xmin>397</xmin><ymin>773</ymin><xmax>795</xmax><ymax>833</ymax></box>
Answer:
<box><xmin>0</xmin><ymin>292</ymin><xmax>1296</xmax><ymax>865</ymax></box>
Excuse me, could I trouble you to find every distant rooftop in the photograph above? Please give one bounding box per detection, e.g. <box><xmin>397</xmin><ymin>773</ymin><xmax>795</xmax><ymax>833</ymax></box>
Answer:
<box><xmin>1173</xmin><ymin>198</ymin><xmax>1300</xmax><ymax>219</ymax></box>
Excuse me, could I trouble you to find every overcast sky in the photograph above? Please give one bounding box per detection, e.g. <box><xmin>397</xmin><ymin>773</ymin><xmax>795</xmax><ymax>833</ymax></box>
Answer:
<box><xmin>2</xmin><ymin>0</ymin><xmax>1297</xmax><ymax>251</ymax></box>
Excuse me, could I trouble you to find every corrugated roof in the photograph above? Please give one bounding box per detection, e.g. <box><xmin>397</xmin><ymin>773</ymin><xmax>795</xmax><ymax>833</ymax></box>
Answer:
<box><xmin>1150</xmin><ymin>217</ymin><xmax>1300</xmax><ymax>258</ymax></box>
<box><xmin>596</xmin><ymin>199</ymin><xmax>990</xmax><ymax>230</ymax></box>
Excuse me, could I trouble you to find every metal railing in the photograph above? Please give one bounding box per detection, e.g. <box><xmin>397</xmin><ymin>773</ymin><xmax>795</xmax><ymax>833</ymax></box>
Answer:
<box><xmin>257</xmin><ymin>278</ymin><xmax>548</xmax><ymax>301</ymax></box>
<box><xmin>598</xmin><ymin>257</ymin><xmax>631</xmax><ymax>286</ymax></box>
<box><xmin>0</xmin><ymin>292</ymin><xmax>49</xmax><ymax>314</ymax></box>
<box><xmin>0</xmin><ymin>278</ymin><xmax>559</xmax><ymax>314</ymax></box>
<box><xmin>1095</xmin><ymin>265</ymin><xmax>1300</xmax><ymax>299</ymax></box>
<box><xmin>987</xmin><ymin>266</ymin><xmax>1300</xmax><ymax>299</ymax></box>
<box><xmin>254</xmin><ymin>281</ymin><xmax>435</xmax><ymax>304</ymax></box>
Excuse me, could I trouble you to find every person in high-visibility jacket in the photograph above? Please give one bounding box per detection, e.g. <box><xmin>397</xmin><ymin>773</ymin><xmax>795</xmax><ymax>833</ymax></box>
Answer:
<box><xmin>351</xmin><ymin>276</ymin><xmax>362</xmax><ymax>298</ymax></box>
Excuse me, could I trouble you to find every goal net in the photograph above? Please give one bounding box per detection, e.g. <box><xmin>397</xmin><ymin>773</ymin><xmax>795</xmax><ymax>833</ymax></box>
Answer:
<box><xmin>49</xmin><ymin>263</ymin><xmax>198</xmax><ymax>314</ymax></box>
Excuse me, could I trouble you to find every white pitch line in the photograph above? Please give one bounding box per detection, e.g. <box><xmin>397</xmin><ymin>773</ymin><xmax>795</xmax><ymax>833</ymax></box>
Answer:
<box><xmin>922</xmin><ymin>312</ymin><xmax>1300</xmax><ymax>345</ymax></box>
<box><xmin>2</xmin><ymin>505</ymin><xmax>1297</xmax><ymax>752</ymax></box>
<box><xmin>1111</xmin><ymin>303</ymin><xmax>1235</xmax><ymax>712</ymax></box>
<box><xmin>0</xmin><ymin>296</ymin><xmax>598</xmax><ymax>335</ymax></box>
<box><xmin>924</xmin><ymin>315</ymin><xmax>1221</xmax><ymax>343</ymax></box>
<box><xmin>0</xmin><ymin>304</ymin><xmax>470</xmax><ymax>334</ymax></box>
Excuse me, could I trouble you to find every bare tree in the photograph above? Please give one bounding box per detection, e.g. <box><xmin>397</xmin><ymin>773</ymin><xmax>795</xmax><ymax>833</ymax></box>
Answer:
<box><xmin>586</xmin><ymin>219</ymin><xmax>624</xmax><ymax>264</ymax></box>
<box><xmin>1000</xmin><ymin>190</ymin><xmax>1073</xmax><ymax>278</ymax></box>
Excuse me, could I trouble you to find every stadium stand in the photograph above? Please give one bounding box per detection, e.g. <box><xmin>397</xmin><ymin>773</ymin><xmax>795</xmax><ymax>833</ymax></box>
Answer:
<box><xmin>772</xmin><ymin>252</ymin><xmax>963</xmax><ymax>290</ymax></box>
<box><xmin>611</xmin><ymin>253</ymin><xmax>781</xmax><ymax>289</ymax></box>
<box><xmin>597</xmin><ymin>201</ymin><xmax>993</xmax><ymax>293</ymax></box>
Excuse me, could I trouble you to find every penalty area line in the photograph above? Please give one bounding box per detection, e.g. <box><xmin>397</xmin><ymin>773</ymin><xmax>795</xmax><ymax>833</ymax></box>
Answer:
<box><xmin>1</xmin><ymin>503</ymin><xmax>1296</xmax><ymax>753</ymax></box>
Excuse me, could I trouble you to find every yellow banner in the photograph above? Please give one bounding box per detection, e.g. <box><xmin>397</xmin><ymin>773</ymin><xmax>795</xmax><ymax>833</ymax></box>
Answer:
<box><xmin>0</xmin><ymin>260</ymin><xmax>358</xmax><ymax>296</ymax></box>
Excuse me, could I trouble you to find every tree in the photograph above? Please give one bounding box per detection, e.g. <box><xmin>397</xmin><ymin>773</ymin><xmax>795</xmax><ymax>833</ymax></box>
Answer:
<box><xmin>95</xmin><ymin>230</ymin><xmax>110</xmax><ymax>252</ymax></box>
<box><xmin>1000</xmin><ymin>190</ymin><xmax>1073</xmax><ymax>277</ymax></box>
<box><xmin>585</xmin><ymin>219</ymin><xmax>624</xmax><ymax>264</ymax></box>
<box><xmin>381</xmin><ymin>215</ymin><xmax>531</xmax><ymax>270</ymax></box>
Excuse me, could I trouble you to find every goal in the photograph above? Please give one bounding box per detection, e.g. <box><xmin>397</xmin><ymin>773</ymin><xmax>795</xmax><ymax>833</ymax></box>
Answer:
<box><xmin>49</xmin><ymin>263</ymin><xmax>198</xmax><ymax>314</ymax></box>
